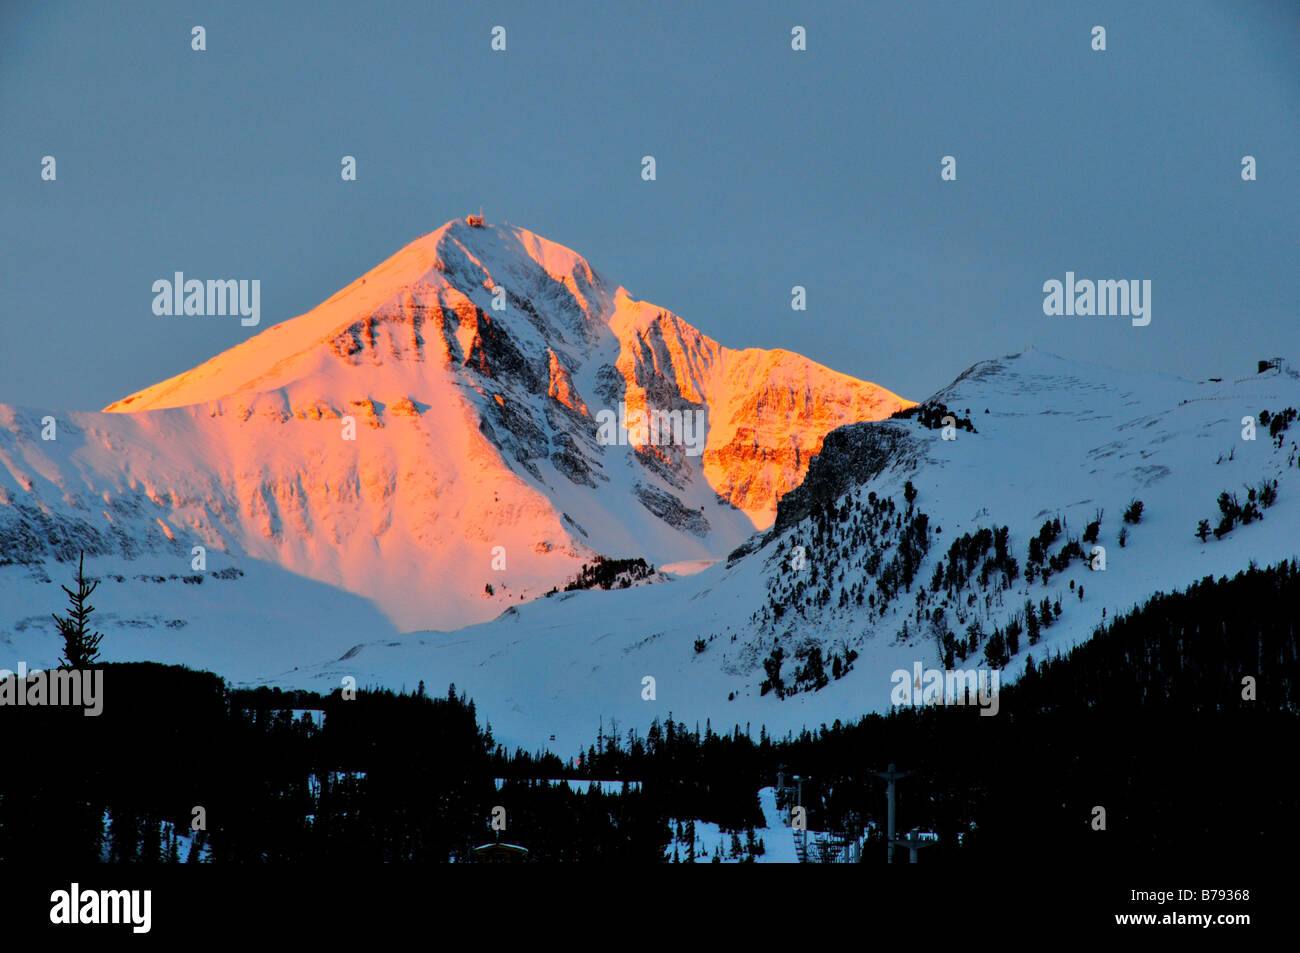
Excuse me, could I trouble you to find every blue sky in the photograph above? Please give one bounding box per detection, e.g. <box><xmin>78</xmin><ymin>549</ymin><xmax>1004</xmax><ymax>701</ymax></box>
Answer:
<box><xmin>2</xmin><ymin>0</ymin><xmax>1296</xmax><ymax>410</ymax></box>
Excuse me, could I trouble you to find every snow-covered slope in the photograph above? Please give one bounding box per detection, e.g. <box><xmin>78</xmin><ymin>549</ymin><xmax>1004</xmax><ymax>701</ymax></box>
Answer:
<box><xmin>0</xmin><ymin>546</ymin><xmax>398</xmax><ymax>677</ymax></box>
<box><xmin>0</xmin><ymin>218</ymin><xmax>909</xmax><ymax>634</ymax></box>
<box><xmin>272</xmin><ymin>350</ymin><xmax>1300</xmax><ymax>753</ymax></box>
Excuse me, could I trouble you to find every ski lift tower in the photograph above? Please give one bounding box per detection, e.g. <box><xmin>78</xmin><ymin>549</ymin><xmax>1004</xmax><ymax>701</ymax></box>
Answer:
<box><xmin>892</xmin><ymin>831</ymin><xmax>937</xmax><ymax>864</ymax></box>
<box><xmin>871</xmin><ymin>763</ymin><xmax>913</xmax><ymax>863</ymax></box>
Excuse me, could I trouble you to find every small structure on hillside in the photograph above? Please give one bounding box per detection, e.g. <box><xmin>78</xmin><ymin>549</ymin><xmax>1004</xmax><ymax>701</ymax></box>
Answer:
<box><xmin>466</xmin><ymin>208</ymin><xmax>485</xmax><ymax>227</ymax></box>
<box><xmin>892</xmin><ymin>829</ymin><xmax>939</xmax><ymax>864</ymax></box>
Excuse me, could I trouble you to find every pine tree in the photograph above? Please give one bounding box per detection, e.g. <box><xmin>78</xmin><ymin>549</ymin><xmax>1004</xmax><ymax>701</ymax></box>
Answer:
<box><xmin>186</xmin><ymin>831</ymin><xmax>203</xmax><ymax>864</ymax></box>
<box><xmin>983</xmin><ymin>630</ymin><xmax>1008</xmax><ymax>668</ymax></box>
<box><xmin>140</xmin><ymin>817</ymin><xmax>163</xmax><ymax>864</ymax></box>
<box><xmin>107</xmin><ymin>808</ymin><xmax>141</xmax><ymax>863</ymax></box>
<box><xmin>52</xmin><ymin>552</ymin><xmax>105</xmax><ymax>668</ymax></box>
<box><xmin>1026</xmin><ymin>605</ymin><xmax>1041</xmax><ymax>645</ymax></box>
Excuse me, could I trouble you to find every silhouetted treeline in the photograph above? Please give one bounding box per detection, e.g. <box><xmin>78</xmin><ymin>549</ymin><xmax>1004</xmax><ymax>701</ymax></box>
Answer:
<box><xmin>560</xmin><ymin>556</ymin><xmax>654</xmax><ymax>592</ymax></box>
<box><xmin>512</xmin><ymin>560</ymin><xmax>1300</xmax><ymax>862</ymax></box>
<box><xmin>2</xmin><ymin>562</ymin><xmax>1296</xmax><ymax>863</ymax></box>
<box><xmin>889</xmin><ymin>399</ymin><xmax>977</xmax><ymax>433</ymax></box>
<box><xmin>0</xmin><ymin>671</ymin><xmax>498</xmax><ymax>863</ymax></box>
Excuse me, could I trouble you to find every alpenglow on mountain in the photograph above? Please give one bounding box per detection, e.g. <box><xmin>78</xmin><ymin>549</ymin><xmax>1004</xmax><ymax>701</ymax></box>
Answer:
<box><xmin>296</xmin><ymin>350</ymin><xmax>1300</xmax><ymax>751</ymax></box>
<box><xmin>1</xmin><ymin>218</ymin><xmax>911</xmax><ymax>632</ymax></box>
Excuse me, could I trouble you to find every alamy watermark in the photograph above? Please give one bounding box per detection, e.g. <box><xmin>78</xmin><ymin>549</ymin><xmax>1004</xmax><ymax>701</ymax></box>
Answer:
<box><xmin>1042</xmin><ymin>271</ymin><xmax>1150</xmax><ymax>327</ymax></box>
<box><xmin>596</xmin><ymin>402</ymin><xmax>706</xmax><ymax>457</ymax></box>
<box><xmin>50</xmin><ymin>883</ymin><xmax>150</xmax><ymax>933</ymax></box>
<box><xmin>890</xmin><ymin>661</ymin><xmax>1000</xmax><ymax>716</ymax></box>
<box><xmin>152</xmin><ymin>272</ymin><xmax>260</xmax><ymax>326</ymax></box>
<box><xmin>0</xmin><ymin>662</ymin><xmax>103</xmax><ymax>716</ymax></box>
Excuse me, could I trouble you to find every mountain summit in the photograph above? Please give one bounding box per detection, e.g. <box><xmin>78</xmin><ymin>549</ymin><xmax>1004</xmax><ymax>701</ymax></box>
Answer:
<box><xmin>105</xmin><ymin>219</ymin><xmax>910</xmax><ymax>528</ymax></box>
<box><xmin>6</xmin><ymin>218</ymin><xmax>911</xmax><ymax>631</ymax></box>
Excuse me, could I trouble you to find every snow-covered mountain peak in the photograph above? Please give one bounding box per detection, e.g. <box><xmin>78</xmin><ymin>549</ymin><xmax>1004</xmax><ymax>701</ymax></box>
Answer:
<box><xmin>6</xmin><ymin>217</ymin><xmax>912</xmax><ymax>633</ymax></box>
<box><xmin>103</xmin><ymin>219</ymin><xmax>615</xmax><ymax>414</ymax></box>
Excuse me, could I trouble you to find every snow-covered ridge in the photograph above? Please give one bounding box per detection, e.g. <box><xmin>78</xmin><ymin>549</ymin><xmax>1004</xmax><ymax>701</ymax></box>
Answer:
<box><xmin>1</xmin><ymin>218</ymin><xmax>910</xmax><ymax>633</ymax></box>
<box><xmin>282</xmin><ymin>349</ymin><xmax>1300</xmax><ymax>752</ymax></box>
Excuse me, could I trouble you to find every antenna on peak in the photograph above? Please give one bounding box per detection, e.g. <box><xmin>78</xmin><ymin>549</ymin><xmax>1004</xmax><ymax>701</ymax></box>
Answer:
<box><xmin>466</xmin><ymin>207</ymin><xmax>485</xmax><ymax>228</ymax></box>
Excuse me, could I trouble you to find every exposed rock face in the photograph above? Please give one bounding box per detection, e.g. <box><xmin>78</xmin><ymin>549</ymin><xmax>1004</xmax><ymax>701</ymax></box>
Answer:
<box><xmin>608</xmin><ymin>306</ymin><xmax>912</xmax><ymax>527</ymax></box>
<box><xmin>5</xmin><ymin>220</ymin><xmax>911</xmax><ymax>631</ymax></box>
<box><xmin>703</xmin><ymin>363</ymin><xmax>910</xmax><ymax>526</ymax></box>
<box><xmin>771</xmin><ymin>422</ymin><xmax>917</xmax><ymax>535</ymax></box>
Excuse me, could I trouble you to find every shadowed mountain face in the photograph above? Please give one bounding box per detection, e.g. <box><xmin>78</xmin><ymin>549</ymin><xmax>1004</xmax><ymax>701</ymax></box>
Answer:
<box><xmin>2</xmin><ymin>219</ymin><xmax>910</xmax><ymax>631</ymax></box>
<box><xmin>285</xmin><ymin>350</ymin><xmax>1300</xmax><ymax>753</ymax></box>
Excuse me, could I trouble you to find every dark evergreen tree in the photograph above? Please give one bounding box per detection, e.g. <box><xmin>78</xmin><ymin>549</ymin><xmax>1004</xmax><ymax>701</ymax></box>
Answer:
<box><xmin>983</xmin><ymin>630</ymin><xmax>1008</xmax><ymax>669</ymax></box>
<box><xmin>52</xmin><ymin>551</ymin><xmax>105</xmax><ymax>668</ymax></box>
